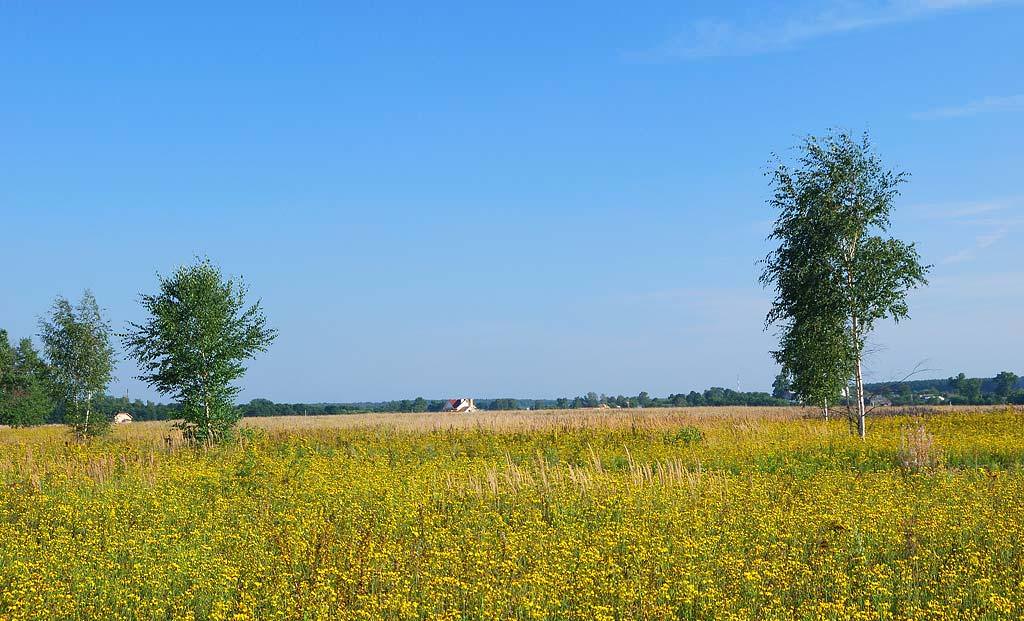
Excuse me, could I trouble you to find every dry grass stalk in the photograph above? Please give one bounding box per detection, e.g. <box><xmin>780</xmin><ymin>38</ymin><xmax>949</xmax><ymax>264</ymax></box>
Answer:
<box><xmin>897</xmin><ymin>423</ymin><xmax>941</xmax><ymax>472</ymax></box>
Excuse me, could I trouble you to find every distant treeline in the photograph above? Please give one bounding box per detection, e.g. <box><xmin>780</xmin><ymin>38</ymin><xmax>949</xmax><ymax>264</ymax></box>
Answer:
<box><xmin>71</xmin><ymin>388</ymin><xmax>787</xmax><ymax>421</ymax></box>
<box><xmin>238</xmin><ymin>389</ymin><xmax>791</xmax><ymax>415</ymax></box>
<box><xmin>537</xmin><ymin>389</ymin><xmax>789</xmax><ymax>410</ymax></box>
<box><xmin>90</xmin><ymin>396</ymin><xmax>181</xmax><ymax>422</ymax></box>
<box><xmin>863</xmin><ymin>372</ymin><xmax>1024</xmax><ymax>406</ymax></box>
<box><xmin>32</xmin><ymin>374</ymin><xmax>1019</xmax><ymax>424</ymax></box>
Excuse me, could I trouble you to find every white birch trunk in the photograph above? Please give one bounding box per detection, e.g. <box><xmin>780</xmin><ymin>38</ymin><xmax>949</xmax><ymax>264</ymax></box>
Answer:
<box><xmin>855</xmin><ymin>357</ymin><xmax>866</xmax><ymax>439</ymax></box>
<box><xmin>84</xmin><ymin>391</ymin><xmax>92</xmax><ymax>436</ymax></box>
<box><xmin>851</xmin><ymin>316</ymin><xmax>866</xmax><ymax>439</ymax></box>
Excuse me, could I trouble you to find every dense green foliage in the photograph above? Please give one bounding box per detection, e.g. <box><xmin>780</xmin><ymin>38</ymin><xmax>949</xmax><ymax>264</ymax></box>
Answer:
<box><xmin>0</xmin><ymin>331</ymin><xmax>52</xmax><ymax>427</ymax></box>
<box><xmin>761</xmin><ymin>131</ymin><xmax>930</xmax><ymax>436</ymax></box>
<box><xmin>123</xmin><ymin>259</ymin><xmax>277</xmax><ymax>443</ymax></box>
<box><xmin>994</xmin><ymin>371</ymin><xmax>1021</xmax><ymax>402</ymax></box>
<box><xmin>38</xmin><ymin>291</ymin><xmax>116</xmax><ymax>438</ymax></box>
<box><xmin>773</xmin><ymin>316</ymin><xmax>852</xmax><ymax>418</ymax></box>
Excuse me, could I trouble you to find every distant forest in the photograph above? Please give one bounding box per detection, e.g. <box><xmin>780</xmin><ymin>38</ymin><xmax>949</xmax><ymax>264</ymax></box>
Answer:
<box><xmin>84</xmin><ymin>388</ymin><xmax>786</xmax><ymax>421</ymax></box>
<box><xmin>68</xmin><ymin>373</ymin><xmax>1023</xmax><ymax>422</ymax></box>
<box><xmin>863</xmin><ymin>373</ymin><xmax>1024</xmax><ymax>406</ymax></box>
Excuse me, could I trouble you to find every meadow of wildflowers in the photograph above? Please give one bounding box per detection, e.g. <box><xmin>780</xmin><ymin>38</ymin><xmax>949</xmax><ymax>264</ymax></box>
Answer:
<box><xmin>1</xmin><ymin>407</ymin><xmax>1022</xmax><ymax>620</ymax></box>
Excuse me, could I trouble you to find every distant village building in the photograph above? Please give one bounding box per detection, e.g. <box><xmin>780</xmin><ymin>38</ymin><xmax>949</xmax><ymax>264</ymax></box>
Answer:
<box><xmin>442</xmin><ymin>398</ymin><xmax>478</xmax><ymax>413</ymax></box>
<box><xmin>113</xmin><ymin>412</ymin><xmax>133</xmax><ymax>424</ymax></box>
<box><xmin>867</xmin><ymin>395</ymin><xmax>892</xmax><ymax>407</ymax></box>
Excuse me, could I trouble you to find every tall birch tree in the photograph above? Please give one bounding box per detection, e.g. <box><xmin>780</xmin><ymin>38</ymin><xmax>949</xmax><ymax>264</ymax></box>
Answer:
<box><xmin>761</xmin><ymin>131</ymin><xmax>930</xmax><ymax>438</ymax></box>
<box><xmin>39</xmin><ymin>291</ymin><xmax>116</xmax><ymax>438</ymax></box>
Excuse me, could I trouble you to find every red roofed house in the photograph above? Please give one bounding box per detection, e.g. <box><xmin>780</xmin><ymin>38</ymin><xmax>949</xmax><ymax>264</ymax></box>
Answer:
<box><xmin>442</xmin><ymin>398</ymin><xmax>478</xmax><ymax>413</ymax></box>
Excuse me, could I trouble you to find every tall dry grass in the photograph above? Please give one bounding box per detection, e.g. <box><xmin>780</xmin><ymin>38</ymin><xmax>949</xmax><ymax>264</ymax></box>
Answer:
<box><xmin>238</xmin><ymin>404</ymin><xmax>1011</xmax><ymax>434</ymax></box>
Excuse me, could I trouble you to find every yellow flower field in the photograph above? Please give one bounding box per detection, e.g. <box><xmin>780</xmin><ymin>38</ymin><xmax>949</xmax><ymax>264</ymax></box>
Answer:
<box><xmin>1</xmin><ymin>408</ymin><xmax>1022</xmax><ymax>620</ymax></box>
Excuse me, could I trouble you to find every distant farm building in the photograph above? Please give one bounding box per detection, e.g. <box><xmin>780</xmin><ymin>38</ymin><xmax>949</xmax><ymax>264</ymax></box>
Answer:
<box><xmin>442</xmin><ymin>398</ymin><xmax>478</xmax><ymax>413</ymax></box>
<box><xmin>113</xmin><ymin>412</ymin><xmax>133</xmax><ymax>424</ymax></box>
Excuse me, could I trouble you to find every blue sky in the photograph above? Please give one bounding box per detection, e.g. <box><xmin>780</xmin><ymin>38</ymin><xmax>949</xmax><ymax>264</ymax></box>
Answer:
<box><xmin>2</xmin><ymin>1</ymin><xmax>1022</xmax><ymax>402</ymax></box>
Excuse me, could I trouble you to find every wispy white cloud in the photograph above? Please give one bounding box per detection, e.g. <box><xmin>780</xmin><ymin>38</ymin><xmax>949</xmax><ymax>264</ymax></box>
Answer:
<box><xmin>911</xmin><ymin>94</ymin><xmax>1024</xmax><ymax>120</ymax></box>
<box><xmin>940</xmin><ymin>248</ymin><xmax>975</xmax><ymax>265</ymax></box>
<box><xmin>912</xmin><ymin>196</ymin><xmax>1022</xmax><ymax>219</ymax></box>
<box><xmin>975</xmin><ymin>228</ymin><xmax>1009</xmax><ymax>249</ymax></box>
<box><xmin>933</xmin><ymin>196</ymin><xmax>1022</xmax><ymax>264</ymax></box>
<box><xmin>639</xmin><ymin>0</ymin><xmax>1014</xmax><ymax>60</ymax></box>
<box><xmin>939</xmin><ymin>229</ymin><xmax>1009</xmax><ymax>264</ymax></box>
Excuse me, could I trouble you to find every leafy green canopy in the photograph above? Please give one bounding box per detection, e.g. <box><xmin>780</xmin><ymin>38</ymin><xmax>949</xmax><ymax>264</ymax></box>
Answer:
<box><xmin>0</xmin><ymin>331</ymin><xmax>53</xmax><ymax>426</ymax></box>
<box><xmin>774</xmin><ymin>314</ymin><xmax>852</xmax><ymax>410</ymax></box>
<box><xmin>38</xmin><ymin>291</ymin><xmax>116</xmax><ymax>437</ymax></box>
<box><xmin>760</xmin><ymin>131</ymin><xmax>930</xmax><ymax>432</ymax></box>
<box><xmin>0</xmin><ymin>331</ymin><xmax>11</xmax><ymax>405</ymax></box>
<box><xmin>1</xmin><ymin>337</ymin><xmax>53</xmax><ymax>427</ymax></box>
<box><xmin>123</xmin><ymin>259</ymin><xmax>276</xmax><ymax>443</ymax></box>
<box><xmin>994</xmin><ymin>371</ymin><xmax>1020</xmax><ymax>402</ymax></box>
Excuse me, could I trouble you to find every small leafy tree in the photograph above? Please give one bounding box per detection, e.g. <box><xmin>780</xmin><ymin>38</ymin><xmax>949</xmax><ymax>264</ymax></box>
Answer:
<box><xmin>948</xmin><ymin>373</ymin><xmax>967</xmax><ymax>396</ymax></box>
<box><xmin>761</xmin><ymin>131</ymin><xmax>930</xmax><ymax>438</ymax></box>
<box><xmin>964</xmin><ymin>378</ymin><xmax>983</xmax><ymax>403</ymax></box>
<box><xmin>949</xmin><ymin>373</ymin><xmax>984</xmax><ymax>403</ymax></box>
<box><xmin>771</xmin><ymin>370</ymin><xmax>792</xmax><ymax>399</ymax></box>
<box><xmin>39</xmin><ymin>291</ymin><xmax>116</xmax><ymax>438</ymax></box>
<box><xmin>994</xmin><ymin>371</ymin><xmax>1020</xmax><ymax>403</ymax></box>
<box><xmin>1</xmin><ymin>331</ymin><xmax>52</xmax><ymax>426</ymax></box>
<box><xmin>637</xmin><ymin>391</ymin><xmax>651</xmax><ymax>407</ymax></box>
<box><xmin>123</xmin><ymin>259</ymin><xmax>277</xmax><ymax>444</ymax></box>
<box><xmin>1</xmin><ymin>338</ymin><xmax>54</xmax><ymax>427</ymax></box>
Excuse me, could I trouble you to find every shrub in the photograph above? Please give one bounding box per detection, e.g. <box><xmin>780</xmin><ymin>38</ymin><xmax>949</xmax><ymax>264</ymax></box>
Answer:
<box><xmin>665</xmin><ymin>425</ymin><xmax>704</xmax><ymax>446</ymax></box>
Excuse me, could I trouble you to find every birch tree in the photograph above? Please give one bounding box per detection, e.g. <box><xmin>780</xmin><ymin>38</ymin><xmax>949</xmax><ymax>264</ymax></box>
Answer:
<box><xmin>761</xmin><ymin>131</ymin><xmax>930</xmax><ymax>438</ymax></box>
<box><xmin>39</xmin><ymin>291</ymin><xmax>116</xmax><ymax>438</ymax></box>
<box><xmin>123</xmin><ymin>259</ymin><xmax>276</xmax><ymax>444</ymax></box>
